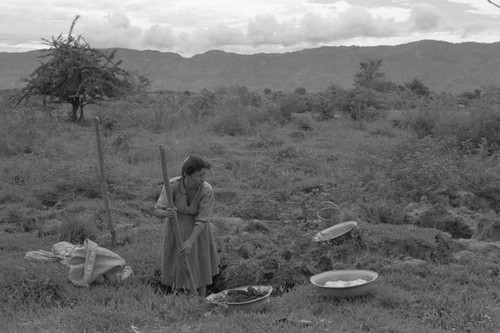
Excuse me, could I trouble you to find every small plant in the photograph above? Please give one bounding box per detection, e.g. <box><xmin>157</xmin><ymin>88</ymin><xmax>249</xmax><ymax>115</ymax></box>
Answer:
<box><xmin>292</xmin><ymin>115</ymin><xmax>313</xmax><ymax>131</ymax></box>
<box><xmin>112</xmin><ymin>133</ymin><xmax>131</xmax><ymax>151</ymax></box>
<box><xmin>58</xmin><ymin>215</ymin><xmax>98</xmax><ymax>244</ymax></box>
<box><xmin>273</xmin><ymin>146</ymin><xmax>299</xmax><ymax>162</ymax></box>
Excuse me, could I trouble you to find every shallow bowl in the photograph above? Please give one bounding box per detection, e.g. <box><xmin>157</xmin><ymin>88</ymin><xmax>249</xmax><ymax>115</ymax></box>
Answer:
<box><xmin>205</xmin><ymin>285</ymin><xmax>273</xmax><ymax>312</ymax></box>
<box><xmin>310</xmin><ymin>270</ymin><xmax>378</xmax><ymax>298</ymax></box>
<box><xmin>312</xmin><ymin>221</ymin><xmax>357</xmax><ymax>242</ymax></box>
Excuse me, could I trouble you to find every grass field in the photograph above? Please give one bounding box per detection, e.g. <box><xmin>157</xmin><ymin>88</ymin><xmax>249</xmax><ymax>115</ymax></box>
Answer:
<box><xmin>1</xmin><ymin>92</ymin><xmax>499</xmax><ymax>333</ymax></box>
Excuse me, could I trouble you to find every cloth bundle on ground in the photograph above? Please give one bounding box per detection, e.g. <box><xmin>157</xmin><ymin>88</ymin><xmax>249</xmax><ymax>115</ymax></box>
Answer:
<box><xmin>25</xmin><ymin>239</ymin><xmax>132</xmax><ymax>287</ymax></box>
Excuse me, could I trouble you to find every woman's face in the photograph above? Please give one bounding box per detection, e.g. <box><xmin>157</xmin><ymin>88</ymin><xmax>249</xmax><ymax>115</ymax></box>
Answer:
<box><xmin>185</xmin><ymin>168</ymin><xmax>207</xmax><ymax>189</ymax></box>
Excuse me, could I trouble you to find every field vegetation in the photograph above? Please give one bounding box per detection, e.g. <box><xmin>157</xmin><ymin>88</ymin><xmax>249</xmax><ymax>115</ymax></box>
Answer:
<box><xmin>1</xmin><ymin>68</ymin><xmax>500</xmax><ymax>332</ymax></box>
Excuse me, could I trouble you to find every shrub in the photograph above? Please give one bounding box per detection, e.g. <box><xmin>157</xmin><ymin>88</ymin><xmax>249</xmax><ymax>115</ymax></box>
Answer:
<box><xmin>245</xmin><ymin>105</ymin><xmax>274</xmax><ymax>126</ymax></box>
<box><xmin>387</xmin><ymin>136</ymin><xmax>462</xmax><ymax>201</ymax></box>
<box><xmin>343</xmin><ymin>87</ymin><xmax>387</xmax><ymax>121</ymax></box>
<box><xmin>262</xmin><ymin>103</ymin><xmax>290</xmax><ymax>125</ymax></box>
<box><xmin>454</xmin><ymin>104</ymin><xmax>500</xmax><ymax>154</ymax></box>
<box><xmin>312</xmin><ymin>85</ymin><xmax>348</xmax><ymax>121</ymax></box>
<box><xmin>276</xmin><ymin>93</ymin><xmax>308</xmax><ymax>119</ymax></box>
<box><xmin>405</xmin><ymin>78</ymin><xmax>431</xmax><ymax>97</ymax></box>
<box><xmin>406</xmin><ymin>108</ymin><xmax>436</xmax><ymax>139</ymax></box>
<box><xmin>209</xmin><ymin>96</ymin><xmax>250</xmax><ymax>136</ymax></box>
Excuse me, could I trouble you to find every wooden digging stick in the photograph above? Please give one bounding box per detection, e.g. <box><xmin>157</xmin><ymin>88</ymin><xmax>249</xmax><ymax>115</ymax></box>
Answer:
<box><xmin>158</xmin><ymin>145</ymin><xmax>198</xmax><ymax>295</ymax></box>
<box><xmin>93</xmin><ymin>117</ymin><xmax>116</xmax><ymax>248</ymax></box>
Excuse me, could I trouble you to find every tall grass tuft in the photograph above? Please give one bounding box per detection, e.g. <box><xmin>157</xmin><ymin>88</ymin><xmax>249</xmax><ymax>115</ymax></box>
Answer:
<box><xmin>58</xmin><ymin>214</ymin><xmax>99</xmax><ymax>244</ymax></box>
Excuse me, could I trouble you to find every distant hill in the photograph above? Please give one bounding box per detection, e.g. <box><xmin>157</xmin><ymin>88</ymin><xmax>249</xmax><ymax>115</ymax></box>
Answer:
<box><xmin>1</xmin><ymin>40</ymin><xmax>499</xmax><ymax>94</ymax></box>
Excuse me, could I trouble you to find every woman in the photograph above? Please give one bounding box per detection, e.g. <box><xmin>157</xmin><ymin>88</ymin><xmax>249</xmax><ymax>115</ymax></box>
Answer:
<box><xmin>153</xmin><ymin>156</ymin><xmax>219</xmax><ymax>297</ymax></box>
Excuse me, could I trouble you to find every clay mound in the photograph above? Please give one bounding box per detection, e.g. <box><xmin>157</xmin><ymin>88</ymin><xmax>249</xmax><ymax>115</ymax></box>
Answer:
<box><xmin>210</xmin><ymin>218</ymin><xmax>459</xmax><ymax>294</ymax></box>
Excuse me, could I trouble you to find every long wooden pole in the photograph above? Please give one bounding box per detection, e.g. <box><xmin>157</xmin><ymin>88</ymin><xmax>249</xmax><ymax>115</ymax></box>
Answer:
<box><xmin>93</xmin><ymin>117</ymin><xmax>116</xmax><ymax>248</ymax></box>
<box><xmin>158</xmin><ymin>145</ymin><xmax>198</xmax><ymax>295</ymax></box>
<box><xmin>488</xmin><ymin>0</ymin><xmax>500</xmax><ymax>9</ymax></box>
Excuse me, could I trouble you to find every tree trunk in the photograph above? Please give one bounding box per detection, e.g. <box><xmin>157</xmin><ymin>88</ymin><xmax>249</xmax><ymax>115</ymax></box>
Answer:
<box><xmin>71</xmin><ymin>102</ymin><xmax>79</xmax><ymax>122</ymax></box>
<box><xmin>78</xmin><ymin>104</ymin><xmax>85</xmax><ymax>122</ymax></box>
<box><xmin>77</xmin><ymin>95</ymin><xmax>85</xmax><ymax>122</ymax></box>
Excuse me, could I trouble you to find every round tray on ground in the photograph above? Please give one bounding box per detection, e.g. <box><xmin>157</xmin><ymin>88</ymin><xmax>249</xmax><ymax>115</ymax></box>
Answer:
<box><xmin>310</xmin><ymin>269</ymin><xmax>378</xmax><ymax>298</ymax></box>
<box><xmin>312</xmin><ymin>221</ymin><xmax>357</xmax><ymax>242</ymax></box>
<box><xmin>205</xmin><ymin>285</ymin><xmax>273</xmax><ymax>312</ymax></box>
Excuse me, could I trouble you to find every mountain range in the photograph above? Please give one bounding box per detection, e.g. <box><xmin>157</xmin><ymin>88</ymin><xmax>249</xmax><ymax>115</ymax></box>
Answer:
<box><xmin>1</xmin><ymin>40</ymin><xmax>499</xmax><ymax>94</ymax></box>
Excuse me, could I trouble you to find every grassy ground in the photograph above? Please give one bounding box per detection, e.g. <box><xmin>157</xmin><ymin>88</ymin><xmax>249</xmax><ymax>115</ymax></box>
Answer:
<box><xmin>1</xmin><ymin>100</ymin><xmax>499</xmax><ymax>333</ymax></box>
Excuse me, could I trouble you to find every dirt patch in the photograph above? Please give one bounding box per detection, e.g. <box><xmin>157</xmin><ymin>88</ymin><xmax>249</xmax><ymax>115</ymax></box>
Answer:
<box><xmin>209</xmin><ymin>218</ymin><xmax>461</xmax><ymax>294</ymax></box>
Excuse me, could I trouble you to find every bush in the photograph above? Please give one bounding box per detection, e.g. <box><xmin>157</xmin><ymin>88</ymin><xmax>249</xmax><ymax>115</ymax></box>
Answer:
<box><xmin>343</xmin><ymin>87</ymin><xmax>387</xmax><ymax>120</ymax></box>
<box><xmin>387</xmin><ymin>136</ymin><xmax>462</xmax><ymax>201</ymax></box>
<box><xmin>454</xmin><ymin>104</ymin><xmax>500</xmax><ymax>154</ymax></box>
<box><xmin>209</xmin><ymin>95</ymin><xmax>250</xmax><ymax>136</ymax></box>
<box><xmin>276</xmin><ymin>93</ymin><xmax>308</xmax><ymax>119</ymax></box>
<box><xmin>406</xmin><ymin>108</ymin><xmax>437</xmax><ymax>139</ymax></box>
<box><xmin>312</xmin><ymin>85</ymin><xmax>348</xmax><ymax>121</ymax></box>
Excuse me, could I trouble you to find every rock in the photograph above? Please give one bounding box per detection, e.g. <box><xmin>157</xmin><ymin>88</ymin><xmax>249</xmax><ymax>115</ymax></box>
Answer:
<box><xmin>417</xmin><ymin>203</ymin><xmax>473</xmax><ymax>239</ymax></box>
<box><xmin>475</xmin><ymin>218</ymin><xmax>500</xmax><ymax>241</ymax></box>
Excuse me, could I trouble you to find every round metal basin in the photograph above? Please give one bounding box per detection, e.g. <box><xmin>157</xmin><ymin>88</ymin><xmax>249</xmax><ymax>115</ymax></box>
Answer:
<box><xmin>310</xmin><ymin>270</ymin><xmax>378</xmax><ymax>298</ymax></box>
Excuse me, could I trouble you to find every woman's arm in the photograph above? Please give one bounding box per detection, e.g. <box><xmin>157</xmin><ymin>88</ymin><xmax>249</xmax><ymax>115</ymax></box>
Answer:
<box><xmin>153</xmin><ymin>183</ymin><xmax>178</xmax><ymax>218</ymax></box>
<box><xmin>153</xmin><ymin>207</ymin><xmax>176</xmax><ymax>218</ymax></box>
<box><xmin>180</xmin><ymin>183</ymin><xmax>214</xmax><ymax>257</ymax></box>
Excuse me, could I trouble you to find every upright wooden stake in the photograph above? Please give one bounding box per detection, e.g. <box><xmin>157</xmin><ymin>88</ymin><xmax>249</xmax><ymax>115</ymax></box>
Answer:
<box><xmin>158</xmin><ymin>145</ymin><xmax>198</xmax><ymax>295</ymax></box>
<box><xmin>93</xmin><ymin>117</ymin><xmax>116</xmax><ymax>248</ymax></box>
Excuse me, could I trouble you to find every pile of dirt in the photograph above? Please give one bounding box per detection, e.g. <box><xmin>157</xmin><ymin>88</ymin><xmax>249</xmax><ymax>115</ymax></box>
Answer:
<box><xmin>226</xmin><ymin>287</ymin><xmax>268</xmax><ymax>303</ymax></box>
<box><xmin>209</xmin><ymin>216</ymin><xmax>460</xmax><ymax>294</ymax></box>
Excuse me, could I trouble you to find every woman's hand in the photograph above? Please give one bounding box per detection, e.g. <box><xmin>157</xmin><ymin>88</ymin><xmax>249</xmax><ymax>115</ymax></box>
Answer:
<box><xmin>180</xmin><ymin>240</ymin><xmax>193</xmax><ymax>257</ymax></box>
<box><xmin>164</xmin><ymin>207</ymin><xmax>177</xmax><ymax>219</ymax></box>
<box><xmin>153</xmin><ymin>207</ymin><xmax>177</xmax><ymax>219</ymax></box>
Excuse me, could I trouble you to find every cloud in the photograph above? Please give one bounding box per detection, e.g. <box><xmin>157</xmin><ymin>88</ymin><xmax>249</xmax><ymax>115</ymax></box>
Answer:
<box><xmin>203</xmin><ymin>23</ymin><xmax>246</xmax><ymax>47</ymax></box>
<box><xmin>307</xmin><ymin>0</ymin><xmax>341</xmax><ymax>3</ymax></box>
<box><xmin>301</xmin><ymin>6</ymin><xmax>398</xmax><ymax>44</ymax></box>
<box><xmin>247</xmin><ymin>14</ymin><xmax>282</xmax><ymax>45</ymax></box>
<box><xmin>106</xmin><ymin>12</ymin><xmax>130</xmax><ymax>29</ymax></box>
<box><xmin>76</xmin><ymin>13</ymin><xmax>142</xmax><ymax>49</ymax></box>
<box><xmin>1</xmin><ymin>0</ymin><xmax>497</xmax><ymax>55</ymax></box>
<box><xmin>51</xmin><ymin>3</ymin><xmax>474</xmax><ymax>56</ymax></box>
<box><xmin>143</xmin><ymin>24</ymin><xmax>175</xmax><ymax>49</ymax></box>
<box><xmin>409</xmin><ymin>4</ymin><xmax>445</xmax><ymax>31</ymax></box>
<box><xmin>197</xmin><ymin>6</ymin><xmax>403</xmax><ymax>52</ymax></box>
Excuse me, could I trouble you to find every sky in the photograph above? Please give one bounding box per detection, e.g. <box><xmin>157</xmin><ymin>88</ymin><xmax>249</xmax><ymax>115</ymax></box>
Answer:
<box><xmin>1</xmin><ymin>0</ymin><xmax>500</xmax><ymax>57</ymax></box>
